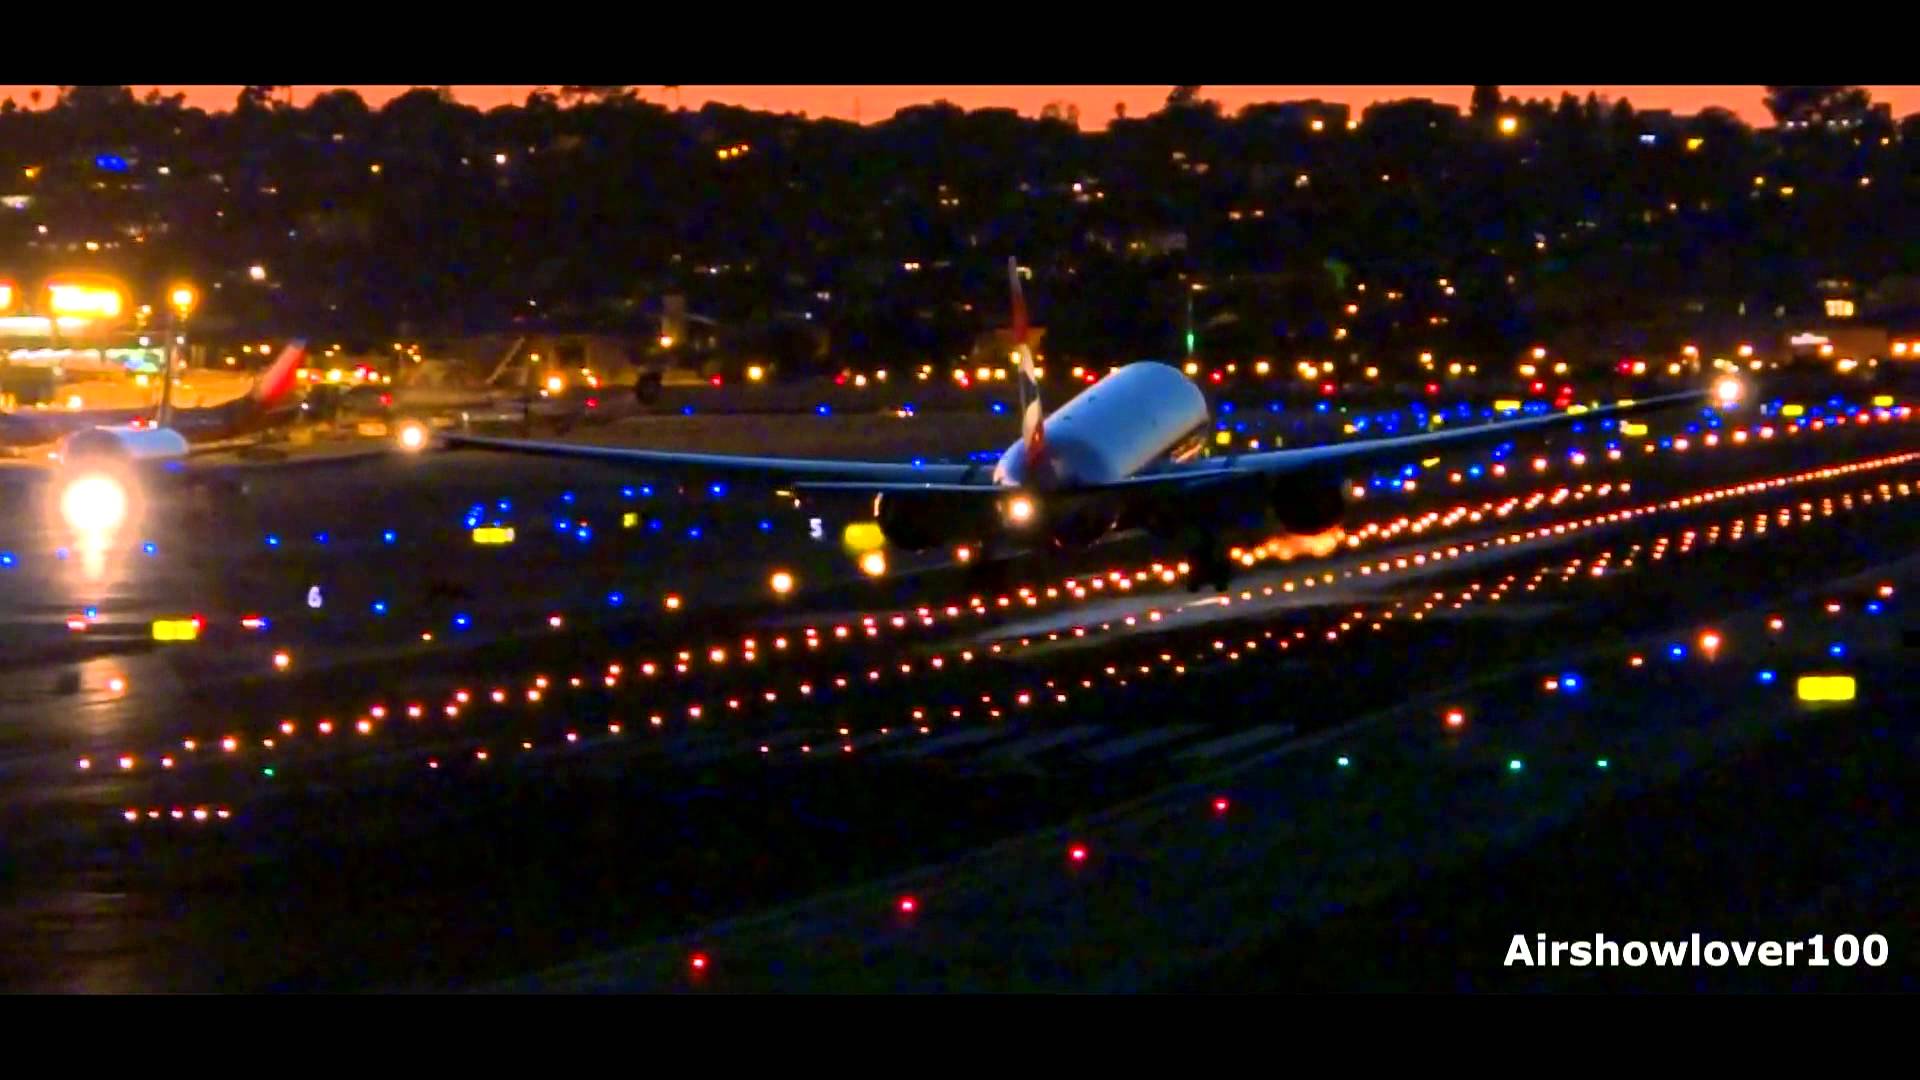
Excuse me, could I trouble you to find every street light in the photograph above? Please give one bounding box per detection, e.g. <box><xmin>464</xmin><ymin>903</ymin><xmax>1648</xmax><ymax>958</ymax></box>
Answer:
<box><xmin>160</xmin><ymin>283</ymin><xmax>197</xmax><ymax>427</ymax></box>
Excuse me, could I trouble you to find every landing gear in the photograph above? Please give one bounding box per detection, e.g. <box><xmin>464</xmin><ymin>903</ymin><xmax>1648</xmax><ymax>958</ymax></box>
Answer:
<box><xmin>961</xmin><ymin>540</ymin><xmax>1013</xmax><ymax>592</ymax></box>
<box><xmin>1185</xmin><ymin>535</ymin><xmax>1233</xmax><ymax>594</ymax></box>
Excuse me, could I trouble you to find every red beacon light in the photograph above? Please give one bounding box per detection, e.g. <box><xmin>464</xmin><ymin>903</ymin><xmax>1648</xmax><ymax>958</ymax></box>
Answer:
<box><xmin>1068</xmin><ymin>843</ymin><xmax>1089</xmax><ymax>863</ymax></box>
<box><xmin>898</xmin><ymin>895</ymin><xmax>918</xmax><ymax>914</ymax></box>
<box><xmin>689</xmin><ymin>952</ymin><xmax>710</xmax><ymax>973</ymax></box>
<box><xmin>1211</xmin><ymin>796</ymin><xmax>1230</xmax><ymax>815</ymax></box>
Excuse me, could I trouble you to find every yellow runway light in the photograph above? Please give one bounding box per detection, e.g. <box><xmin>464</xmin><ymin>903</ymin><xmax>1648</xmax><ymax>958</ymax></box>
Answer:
<box><xmin>151</xmin><ymin>619</ymin><xmax>200</xmax><ymax>642</ymax></box>
<box><xmin>842</xmin><ymin>521</ymin><xmax>885</xmax><ymax>553</ymax></box>
<box><xmin>1620</xmin><ymin>421</ymin><xmax>1648</xmax><ymax>436</ymax></box>
<box><xmin>472</xmin><ymin>526</ymin><xmax>516</xmax><ymax>545</ymax></box>
<box><xmin>1796</xmin><ymin>675</ymin><xmax>1856</xmax><ymax>703</ymax></box>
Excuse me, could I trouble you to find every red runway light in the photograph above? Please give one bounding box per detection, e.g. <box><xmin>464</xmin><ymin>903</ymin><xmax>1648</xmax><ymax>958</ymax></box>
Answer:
<box><xmin>1212</xmin><ymin>797</ymin><xmax>1230</xmax><ymax>815</ymax></box>
<box><xmin>898</xmin><ymin>896</ymin><xmax>917</xmax><ymax>914</ymax></box>
<box><xmin>1068</xmin><ymin>844</ymin><xmax>1088</xmax><ymax>863</ymax></box>
<box><xmin>690</xmin><ymin>953</ymin><xmax>709</xmax><ymax>972</ymax></box>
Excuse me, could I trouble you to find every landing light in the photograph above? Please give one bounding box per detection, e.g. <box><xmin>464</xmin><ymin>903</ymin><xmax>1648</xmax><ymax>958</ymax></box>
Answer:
<box><xmin>1714</xmin><ymin>377</ymin><xmax>1744</xmax><ymax>406</ymax></box>
<box><xmin>397</xmin><ymin>421</ymin><xmax>429</xmax><ymax>452</ymax></box>
<box><xmin>59</xmin><ymin>473</ymin><xmax>128</xmax><ymax>533</ymax></box>
<box><xmin>1006</xmin><ymin>495</ymin><xmax>1036</xmax><ymax>524</ymax></box>
<box><xmin>769</xmin><ymin>570</ymin><xmax>795</xmax><ymax>595</ymax></box>
<box><xmin>860</xmin><ymin>550</ymin><xmax>888</xmax><ymax>577</ymax></box>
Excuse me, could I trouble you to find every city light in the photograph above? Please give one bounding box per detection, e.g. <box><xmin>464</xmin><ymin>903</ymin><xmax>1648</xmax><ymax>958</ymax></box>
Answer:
<box><xmin>46</xmin><ymin>279</ymin><xmax>124</xmax><ymax>319</ymax></box>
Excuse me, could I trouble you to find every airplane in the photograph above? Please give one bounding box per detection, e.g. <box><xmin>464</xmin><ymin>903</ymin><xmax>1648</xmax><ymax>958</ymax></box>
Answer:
<box><xmin>347</xmin><ymin>343</ymin><xmax>630</xmax><ymax>434</ymax></box>
<box><xmin>0</xmin><ymin>341</ymin><xmax>308</xmax><ymax>453</ymax></box>
<box><xmin>427</xmin><ymin>259</ymin><xmax>1728</xmax><ymax>591</ymax></box>
<box><xmin>15</xmin><ymin>341</ymin><xmax>359</xmax><ymax>538</ymax></box>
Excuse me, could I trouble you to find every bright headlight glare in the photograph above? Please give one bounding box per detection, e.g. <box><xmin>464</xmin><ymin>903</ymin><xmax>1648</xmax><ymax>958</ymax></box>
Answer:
<box><xmin>61</xmin><ymin>473</ymin><xmax>128</xmax><ymax>533</ymax></box>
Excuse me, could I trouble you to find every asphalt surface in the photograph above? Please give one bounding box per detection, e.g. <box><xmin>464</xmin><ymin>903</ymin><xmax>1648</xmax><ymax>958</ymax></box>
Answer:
<box><xmin>0</xmin><ymin>384</ymin><xmax>1913</xmax><ymax>991</ymax></box>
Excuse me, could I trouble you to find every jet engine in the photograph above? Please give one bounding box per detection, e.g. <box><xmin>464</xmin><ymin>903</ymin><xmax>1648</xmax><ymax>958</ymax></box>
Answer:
<box><xmin>1269</xmin><ymin>473</ymin><xmax>1346</xmax><ymax>535</ymax></box>
<box><xmin>874</xmin><ymin>491</ymin><xmax>994</xmax><ymax>552</ymax></box>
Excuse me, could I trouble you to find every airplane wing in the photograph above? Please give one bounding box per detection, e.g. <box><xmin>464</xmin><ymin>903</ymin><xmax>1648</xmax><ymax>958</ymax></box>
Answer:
<box><xmin>1091</xmin><ymin>390</ymin><xmax>1709</xmax><ymax>492</ymax></box>
<box><xmin>440</xmin><ymin>432</ymin><xmax>991</xmax><ymax>485</ymax></box>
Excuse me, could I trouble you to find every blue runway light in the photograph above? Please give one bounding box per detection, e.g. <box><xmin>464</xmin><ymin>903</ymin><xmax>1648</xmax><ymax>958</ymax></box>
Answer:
<box><xmin>1758</xmin><ymin>670</ymin><xmax>1776</xmax><ymax>684</ymax></box>
<box><xmin>621</xmin><ymin>487</ymin><xmax>635</xmax><ymax>499</ymax></box>
<box><xmin>1669</xmin><ymin>644</ymin><xmax>1686</xmax><ymax>659</ymax></box>
<box><xmin>687</xmin><ymin>526</ymin><xmax>703</xmax><ymax>539</ymax></box>
<box><xmin>496</xmin><ymin>499</ymin><xmax>511</xmax><ymax>512</ymax></box>
<box><xmin>758</xmin><ymin>519</ymin><xmax>773</xmax><ymax>532</ymax></box>
<box><xmin>709</xmin><ymin>482</ymin><xmax>726</xmax><ymax>497</ymax></box>
<box><xmin>640</xmin><ymin>485</ymin><xmax>654</xmax><ymax>497</ymax></box>
<box><xmin>383</xmin><ymin>530</ymin><xmax>396</xmax><ymax>544</ymax></box>
<box><xmin>453</xmin><ymin>613</ymin><xmax>471</xmax><ymax>630</ymax></box>
<box><xmin>1866</xmin><ymin>601</ymin><xmax>1883</xmax><ymax>615</ymax></box>
<box><xmin>1828</xmin><ymin>643</ymin><xmax>1845</xmax><ymax>657</ymax></box>
<box><xmin>371</xmin><ymin>601</ymin><xmax>387</xmax><ymax>615</ymax></box>
<box><xmin>575</xmin><ymin>527</ymin><xmax>592</xmax><ymax>542</ymax></box>
<box><xmin>142</xmin><ymin>542</ymin><xmax>157</xmax><ymax>556</ymax></box>
<box><xmin>647</xmin><ymin>519</ymin><xmax>663</xmax><ymax>532</ymax></box>
<box><xmin>607</xmin><ymin>592</ymin><xmax>624</xmax><ymax>607</ymax></box>
<box><xmin>1561</xmin><ymin>674</ymin><xmax>1581</xmax><ymax>691</ymax></box>
<box><xmin>313</xmin><ymin>532</ymin><xmax>329</xmax><ymax>545</ymax></box>
<box><xmin>681</xmin><ymin>405</ymin><xmax>694</xmax><ymax>416</ymax></box>
<box><xmin>989</xmin><ymin>402</ymin><xmax>1006</xmax><ymax>415</ymax></box>
<box><xmin>561</xmin><ymin>491</ymin><xmax>575</xmax><ymax>504</ymax></box>
<box><xmin>1315</xmin><ymin>402</ymin><xmax>1329</xmax><ymax>413</ymax></box>
<box><xmin>815</xmin><ymin>403</ymin><xmax>832</xmax><ymax>416</ymax></box>
<box><xmin>84</xmin><ymin>605</ymin><xmax>98</xmax><ymax>619</ymax></box>
<box><xmin>0</xmin><ymin>552</ymin><xmax>13</xmax><ymax>567</ymax></box>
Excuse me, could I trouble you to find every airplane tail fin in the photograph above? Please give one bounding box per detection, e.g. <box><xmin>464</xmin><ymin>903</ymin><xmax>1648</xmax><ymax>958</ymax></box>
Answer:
<box><xmin>248</xmin><ymin>340</ymin><xmax>307</xmax><ymax>409</ymax></box>
<box><xmin>1008</xmin><ymin>258</ymin><xmax>1047</xmax><ymax>472</ymax></box>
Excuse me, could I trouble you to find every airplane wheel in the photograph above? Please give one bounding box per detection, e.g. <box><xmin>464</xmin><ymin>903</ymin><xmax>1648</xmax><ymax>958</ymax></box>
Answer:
<box><xmin>1186</xmin><ymin>537</ymin><xmax>1231</xmax><ymax>593</ymax></box>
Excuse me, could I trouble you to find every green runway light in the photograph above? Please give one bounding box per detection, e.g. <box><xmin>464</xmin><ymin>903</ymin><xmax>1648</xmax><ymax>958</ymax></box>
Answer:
<box><xmin>262</xmin><ymin>767</ymin><xmax>275</xmax><ymax>778</ymax></box>
<box><xmin>1596</xmin><ymin>759</ymin><xmax>1609</xmax><ymax>769</ymax></box>
<box><xmin>1336</xmin><ymin>755</ymin><xmax>1351</xmax><ymax>768</ymax></box>
<box><xmin>1508</xmin><ymin>758</ymin><xmax>1524</xmax><ymax>772</ymax></box>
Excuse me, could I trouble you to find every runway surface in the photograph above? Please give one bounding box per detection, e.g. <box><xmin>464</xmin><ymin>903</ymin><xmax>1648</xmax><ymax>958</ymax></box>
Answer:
<box><xmin>0</xmin><ymin>387</ymin><xmax>1914</xmax><ymax>990</ymax></box>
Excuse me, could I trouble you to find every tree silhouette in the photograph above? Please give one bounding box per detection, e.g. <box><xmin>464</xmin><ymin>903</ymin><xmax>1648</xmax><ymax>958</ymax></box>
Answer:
<box><xmin>57</xmin><ymin>85</ymin><xmax>136</xmax><ymax>111</ymax></box>
<box><xmin>237</xmin><ymin>85</ymin><xmax>287</xmax><ymax>111</ymax></box>
<box><xmin>1166</xmin><ymin>86</ymin><xmax>1203</xmax><ymax>109</ymax></box>
<box><xmin>560</xmin><ymin>86</ymin><xmax>635</xmax><ymax>106</ymax></box>
<box><xmin>1764</xmin><ymin>85</ymin><xmax>1872</xmax><ymax>128</ymax></box>
<box><xmin>1470</xmin><ymin>85</ymin><xmax>1502</xmax><ymax>120</ymax></box>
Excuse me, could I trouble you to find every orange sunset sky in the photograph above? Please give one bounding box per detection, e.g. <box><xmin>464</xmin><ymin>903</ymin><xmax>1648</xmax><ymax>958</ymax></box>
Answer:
<box><xmin>1</xmin><ymin>86</ymin><xmax>1915</xmax><ymax>127</ymax></box>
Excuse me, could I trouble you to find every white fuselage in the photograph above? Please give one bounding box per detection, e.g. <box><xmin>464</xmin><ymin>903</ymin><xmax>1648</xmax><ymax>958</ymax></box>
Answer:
<box><xmin>59</xmin><ymin>424</ymin><xmax>192</xmax><ymax>465</ymax></box>
<box><xmin>993</xmin><ymin>361</ymin><xmax>1210</xmax><ymax>488</ymax></box>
